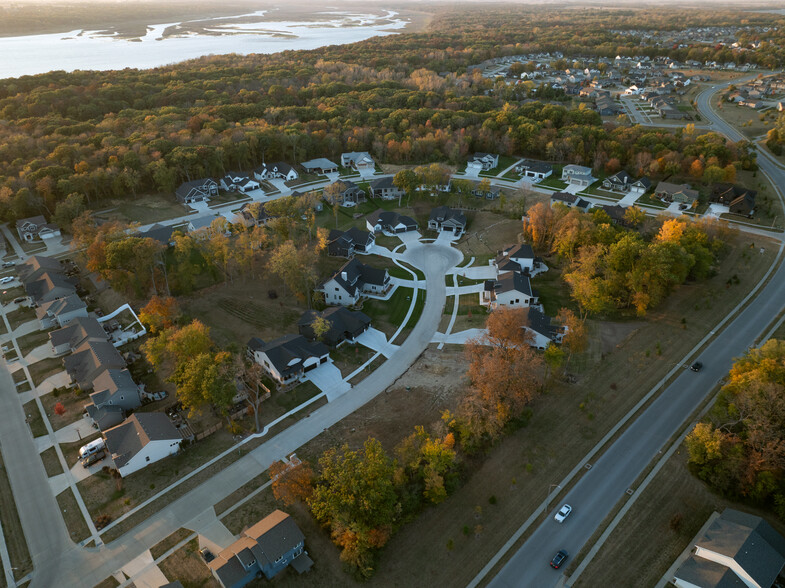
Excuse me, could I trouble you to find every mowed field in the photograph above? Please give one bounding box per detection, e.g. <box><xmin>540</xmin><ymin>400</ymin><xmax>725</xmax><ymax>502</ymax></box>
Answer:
<box><xmin>156</xmin><ymin>219</ymin><xmax>782</xmax><ymax>588</ymax></box>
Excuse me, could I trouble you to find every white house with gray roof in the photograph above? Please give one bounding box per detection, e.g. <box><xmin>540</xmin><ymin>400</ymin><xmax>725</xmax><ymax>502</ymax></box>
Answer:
<box><xmin>340</xmin><ymin>152</ymin><xmax>375</xmax><ymax>171</ymax></box>
<box><xmin>36</xmin><ymin>294</ymin><xmax>87</xmax><ymax>329</ymax></box>
<box><xmin>247</xmin><ymin>334</ymin><xmax>329</xmax><ymax>388</ymax></box>
<box><xmin>103</xmin><ymin>413</ymin><xmax>182</xmax><ymax>477</ymax></box>
<box><xmin>480</xmin><ymin>271</ymin><xmax>537</xmax><ymax>310</ymax></box>
<box><xmin>672</xmin><ymin>509</ymin><xmax>785</xmax><ymax>588</ymax></box>
<box><xmin>317</xmin><ymin>258</ymin><xmax>391</xmax><ymax>306</ymax></box>
<box><xmin>493</xmin><ymin>243</ymin><xmax>536</xmax><ymax>274</ymax></box>
<box><xmin>561</xmin><ymin>164</ymin><xmax>595</xmax><ymax>187</ymax></box>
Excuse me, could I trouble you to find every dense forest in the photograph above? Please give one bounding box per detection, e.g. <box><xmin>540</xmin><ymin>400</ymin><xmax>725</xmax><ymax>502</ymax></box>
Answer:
<box><xmin>0</xmin><ymin>5</ymin><xmax>772</xmax><ymax>223</ymax></box>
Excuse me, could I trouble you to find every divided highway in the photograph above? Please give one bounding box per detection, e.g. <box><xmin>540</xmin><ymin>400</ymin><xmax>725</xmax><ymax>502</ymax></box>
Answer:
<box><xmin>486</xmin><ymin>80</ymin><xmax>785</xmax><ymax>588</ymax></box>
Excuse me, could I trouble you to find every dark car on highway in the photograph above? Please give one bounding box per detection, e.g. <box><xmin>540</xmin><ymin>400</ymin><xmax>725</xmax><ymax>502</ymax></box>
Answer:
<box><xmin>690</xmin><ymin>361</ymin><xmax>703</xmax><ymax>372</ymax></box>
<box><xmin>550</xmin><ymin>550</ymin><xmax>568</xmax><ymax>569</ymax></box>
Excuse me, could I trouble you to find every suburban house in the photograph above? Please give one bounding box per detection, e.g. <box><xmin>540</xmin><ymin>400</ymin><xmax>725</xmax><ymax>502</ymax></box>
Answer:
<box><xmin>630</xmin><ymin>177</ymin><xmax>652</xmax><ymax>195</ymax></box>
<box><xmin>369</xmin><ymin>176</ymin><xmax>405</xmax><ymax>201</ymax></box>
<box><xmin>655</xmin><ymin>181</ymin><xmax>700</xmax><ymax>206</ymax></box>
<box><xmin>562</xmin><ymin>164</ymin><xmax>595</xmax><ymax>187</ymax></box>
<box><xmin>208</xmin><ymin>510</ymin><xmax>312</xmax><ymax>588</ymax></box>
<box><xmin>317</xmin><ymin>258</ymin><xmax>391</xmax><ymax>306</ymax></box>
<box><xmin>340</xmin><ymin>152</ymin><xmax>375</xmax><ymax>171</ymax></box>
<box><xmin>711</xmin><ymin>183</ymin><xmax>756</xmax><ymax>216</ymax></box>
<box><xmin>493</xmin><ymin>243</ymin><xmax>535</xmax><ymax>274</ymax></box>
<box><xmin>602</xmin><ymin>170</ymin><xmax>632</xmax><ymax>192</ymax></box>
<box><xmin>428</xmin><ymin>206</ymin><xmax>467</xmax><ymax>237</ymax></box>
<box><xmin>24</xmin><ymin>271</ymin><xmax>77</xmax><ymax>305</ymax></box>
<box><xmin>137</xmin><ymin>223</ymin><xmax>175</xmax><ymax>247</ymax></box>
<box><xmin>175</xmin><ymin>178</ymin><xmax>218</xmax><ymax>204</ymax></box>
<box><xmin>597</xmin><ymin>204</ymin><xmax>629</xmax><ymax>225</ymax></box>
<box><xmin>671</xmin><ymin>509</ymin><xmax>785</xmax><ymax>588</ymax></box>
<box><xmin>247</xmin><ymin>334</ymin><xmax>329</xmax><ymax>388</ymax></box>
<box><xmin>298</xmin><ymin>306</ymin><xmax>372</xmax><ymax>347</ymax></box>
<box><xmin>84</xmin><ymin>368</ymin><xmax>142</xmax><ymax>431</ymax></box>
<box><xmin>467</xmin><ymin>153</ymin><xmax>499</xmax><ymax>173</ymax></box>
<box><xmin>550</xmin><ymin>192</ymin><xmax>592</xmax><ymax>211</ymax></box>
<box><xmin>15</xmin><ymin>216</ymin><xmax>61</xmax><ymax>242</ymax></box>
<box><xmin>254</xmin><ymin>162</ymin><xmax>298</xmax><ymax>182</ymax></box>
<box><xmin>480</xmin><ymin>271</ymin><xmax>537</xmax><ymax>310</ymax></box>
<box><xmin>220</xmin><ymin>172</ymin><xmax>261</xmax><ymax>193</ymax></box>
<box><xmin>325</xmin><ymin>180</ymin><xmax>366</xmax><ymax>207</ymax></box>
<box><xmin>63</xmin><ymin>339</ymin><xmax>126</xmax><ymax>390</ymax></box>
<box><xmin>301</xmin><ymin>158</ymin><xmax>338</xmax><ymax>174</ymax></box>
<box><xmin>234</xmin><ymin>202</ymin><xmax>272</xmax><ymax>228</ymax></box>
<box><xmin>366</xmin><ymin>210</ymin><xmax>418</xmax><ymax>234</ymax></box>
<box><xmin>186</xmin><ymin>215</ymin><xmax>221</xmax><ymax>237</ymax></box>
<box><xmin>103</xmin><ymin>413</ymin><xmax>183</xmax><ymax>477</ymax></box>
<box><xmin>327</xmin><ymin>228</ymin><xmax>375</xmax><ymax>258</ymax></box>
<box><xmin>36</xmin><ymin>294</ymin><xmax>87</xmax><ymax>329</ymax></box>
<box><xmin>471</xmin><ymin>183</ymin><xmax>501</xmax><ymax>200</ymax></box>
<box><xmin>515</xmin><ymin>160</ymin><xmax>553</xmax><ymax>180</ymax></box>
<box><xmin>522</xmin><ymin>308</ymin><xmax>566</xmax><ymax>349</ymax></box>
<box><xmin>18</xmin><ymin>255</ymin><xmax>63</xmax><ymax>283</ymax></box>
<box><xmin>49</xmin><ymin>316</ymin><xmax>109</xmax><ymax>356</ymax></box>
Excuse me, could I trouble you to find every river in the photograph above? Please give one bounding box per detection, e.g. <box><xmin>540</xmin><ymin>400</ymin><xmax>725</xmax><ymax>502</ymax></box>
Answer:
<box><xmin>0</xmin><ymin>9</ymin><xmax>408</xmax><ymax>79</ymax></box>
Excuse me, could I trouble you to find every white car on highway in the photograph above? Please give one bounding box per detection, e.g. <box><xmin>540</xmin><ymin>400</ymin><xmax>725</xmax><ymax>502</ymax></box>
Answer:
<box><xmin>554</xmin><ymin>504</ymin><xmax>572</xmax><ymax>523</ymax></box>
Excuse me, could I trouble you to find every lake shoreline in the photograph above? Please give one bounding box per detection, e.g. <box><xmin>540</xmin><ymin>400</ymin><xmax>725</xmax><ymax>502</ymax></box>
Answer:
<box><xmin>0</xmin><ymin>5</ymin><xmax>432</xmax><ymax>80</ymax></box>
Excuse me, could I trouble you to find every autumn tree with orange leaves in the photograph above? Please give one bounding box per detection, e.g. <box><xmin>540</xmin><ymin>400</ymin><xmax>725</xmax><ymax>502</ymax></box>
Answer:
<box><xmin>269</xmin><ymin>460</ymin><xmax>315</xmax><ymax>506</ymax></box>
<box><xmin>444</xmin><ymin>307</ymin><xmax>544</xmax><ymax>451</ymax></box>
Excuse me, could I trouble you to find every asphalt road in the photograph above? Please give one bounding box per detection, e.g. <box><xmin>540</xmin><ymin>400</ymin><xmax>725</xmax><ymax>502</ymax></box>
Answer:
<box><xmin>28</xmin><ymin>239</ymin><xmax>462</xmax><ymax>587</ymax></box>
<box><xmin>487</xmin><ymin>80</ymin><xmax>785</xmax><ymax>588</ymax></box>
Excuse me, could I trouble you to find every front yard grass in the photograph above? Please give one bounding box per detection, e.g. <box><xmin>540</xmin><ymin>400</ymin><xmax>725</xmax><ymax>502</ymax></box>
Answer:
<box><xmin>361</xmin><ymin>286</ymin><xmax>422</xmax><ymax>337</ymax></box>
<box><xmin>104</xmin><ymin>195</ymin><xmax>187</xmax><ymax>225</ymax></box>
<box><xmin>29</xmin><ymin>356</ymin><xmax>65</xmax><ymax>386</ymax></box>
<box><xmin>16</xmin><ymin>329</ymin><xmax>52</xmax><ymax>358</ymax></box>
<box><xmin>0</xmin><ymin>453</ymin><xmax>33</xmax><ymax>581</ymax></box>
<box><xmin>274</xmin><ymin>381</ymin><xmax>322</xmax><ymax>413</ymax></box>
<box><xmin>479</xmin><ymin>155</ymin><xmax>520</xmax><ymax>178</ymax></box>
<box><xmin>150</xmin><ymin>527</ymin><xmax>194</xmax><ymax>560</ymax></box>
<box><xmin>6</xmin><ymin>305</ymin><xmax>36</xmax><ymax>330</ymax></box>
<box><xmin>158</xmin><ymin>537</ymin><xmax>219</xmax><ymax>588</ymax></box>
<box><xmin>0</xmin><ymin>285</ymin><xmax>24</xmax><ymax>304</ymax></box>
<box><xmin>40</xmin><ymin>446</ymin><xmax>64</xmax><ymax>477</ymax></box>
<box><xmin>41</xmin><ymin>387</ymin><xmax>88</xmax><ymax>431</ymax></box>
<box><xmin>636</xmin><ymin>193</ymin><xmax>668</xmax><ymax>209</ymax></box>
<box><xmin>56</xmin><ymin>487</ymin><xmax>91</xmax><ymax>544</ymax></box>
<box><xmin>330</xmin><ymin>343</ymin><xmax>374</xmax><ymax>378</ymax></box>
<box><xmin>23</xmin><ymin>400</ymin><xmax>47</xmax><ymax>437</ymax></box>
<box><xmin>538</xmin><ymin>176</ymin><xmax>568</xmax><ymax>190</ymax></box>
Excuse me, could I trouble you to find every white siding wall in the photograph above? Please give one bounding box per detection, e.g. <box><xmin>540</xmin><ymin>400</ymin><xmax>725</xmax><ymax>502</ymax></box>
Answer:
<box><xmin>118</xmin><ymin>439</ymin><xmax>181</xmax><ymax>477</ymax></box>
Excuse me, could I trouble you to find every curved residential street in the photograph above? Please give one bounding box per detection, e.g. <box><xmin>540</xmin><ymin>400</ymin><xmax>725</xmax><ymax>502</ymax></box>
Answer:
<box><xmin>22</xmin><ymin>238</ymin><xmax>461</xmax><ymax>588</ymax></box>
<box><xmin>481</xmin><ymin>80</ymin><xmax>785</xmax><ymax>588</ymax></box>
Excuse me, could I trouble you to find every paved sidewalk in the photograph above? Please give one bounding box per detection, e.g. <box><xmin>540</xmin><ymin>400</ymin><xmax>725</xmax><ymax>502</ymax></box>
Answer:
<box><xmin>120</xmin><ymin>551</ymin><xmax>168</xmax><ymax>588</ymax></box>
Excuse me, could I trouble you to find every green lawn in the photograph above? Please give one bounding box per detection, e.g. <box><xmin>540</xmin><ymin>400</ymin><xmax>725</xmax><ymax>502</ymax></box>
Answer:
<box><xmin>635</xmin><ymin>193</ymin><xmax>668</xmax><ymax>209</ymax></box>
<box><xmin>479</xmin><ymin>155</ymin><xmax>520</xmax><ymax>178</ymax></box>
<box><xmin>360</xmin><ymin>285</ymin><xmax>426</xmax><ymax>335</ymax></box>
<box><xmin>112</xmin><ymin>196</ymin><xmax>186</xmax><ymax>225</ymax></box>
<box><xmin>6</xmin><ymin>306</ymin><xmax>36</xmax><ymax>330</ymax></box>
<box><xmin>16</xmin><ymin>329</ymin><xmax>52</xmax><ymax>358</ymax></box>
<box><xmin>274</xmin><ymin>381</ymin><xmax>322</xmax><ymax>413</ymax></box>
<box><xmin>22</xmin><ymin>401</ymin><xmax>47</xmax><ymax>437</ymax></box>
<box><xmin>0</xmin><ymin>285</ymin><xmax>24</xmax><ymax>304</ymax></box>
<box><xmin>29</xmin><ymin>357</ymin><xmax>65</xmax><ymax>386</ymax></box>
<box><xmin>534</xmin><ymin>261</ymin><xmax>577</xmax><ymax>316</ymax></box>
<box><xmin>539</xmin><ymin>176</ymin><xmax>568</xmax><ymax>190</ymax></box>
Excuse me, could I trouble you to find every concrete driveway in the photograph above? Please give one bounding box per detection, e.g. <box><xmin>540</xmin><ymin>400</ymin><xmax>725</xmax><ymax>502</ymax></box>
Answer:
<box><xmin>356</xmin><ymin>328</ymin><xmax>399</xmax><ymax>358</ymax></box>
<box><xmin>266</xmin><ymin>178</ymin><xmax>291</xmax><ymax>194</ymax></box>
<box><xmin>665</xmin><ymin>202</ymin><xmax>685</xmax><ymax>215</ymax></box>
<box><xmin>618</xmin><ymin>191</ymin><xmax>643</xmax><ymax>207</ymax></box>
<box><xmin>303</xmin><ymin>361</ymin><xmax>350</xmax><ymax>401</ymax></box>
<box><xmin>706</xmin><ymin>203</ymin><xmax>730</xmax><ymax>218</ymax></box>
<box><xmin>396</xmin><ymin>231</ymin><xmax>422</xmax><ymax>246</ymax></box>
<box><xmin>455</xmin><ymin>265</ymin><xmax>497</xmax><ymax>280</ymax></box>
<box><xmin>563</xmin><ymin>183</ymin><xmax>584</xmax><ymax>195</ymax></box>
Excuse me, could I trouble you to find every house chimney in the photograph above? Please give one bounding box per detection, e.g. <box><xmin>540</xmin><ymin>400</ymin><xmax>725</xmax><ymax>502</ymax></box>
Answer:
<box><xmin>341</xmin><ymin>271</ymin><xmax>348</xmax><ymax>281</ymax></box>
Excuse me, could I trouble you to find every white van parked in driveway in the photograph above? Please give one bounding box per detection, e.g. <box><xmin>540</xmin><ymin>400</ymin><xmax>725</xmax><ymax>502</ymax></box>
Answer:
<box><xmin>78</xmin><ymin>438</ymin><xmax>106</xmax><ymax>459</ymax></box>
